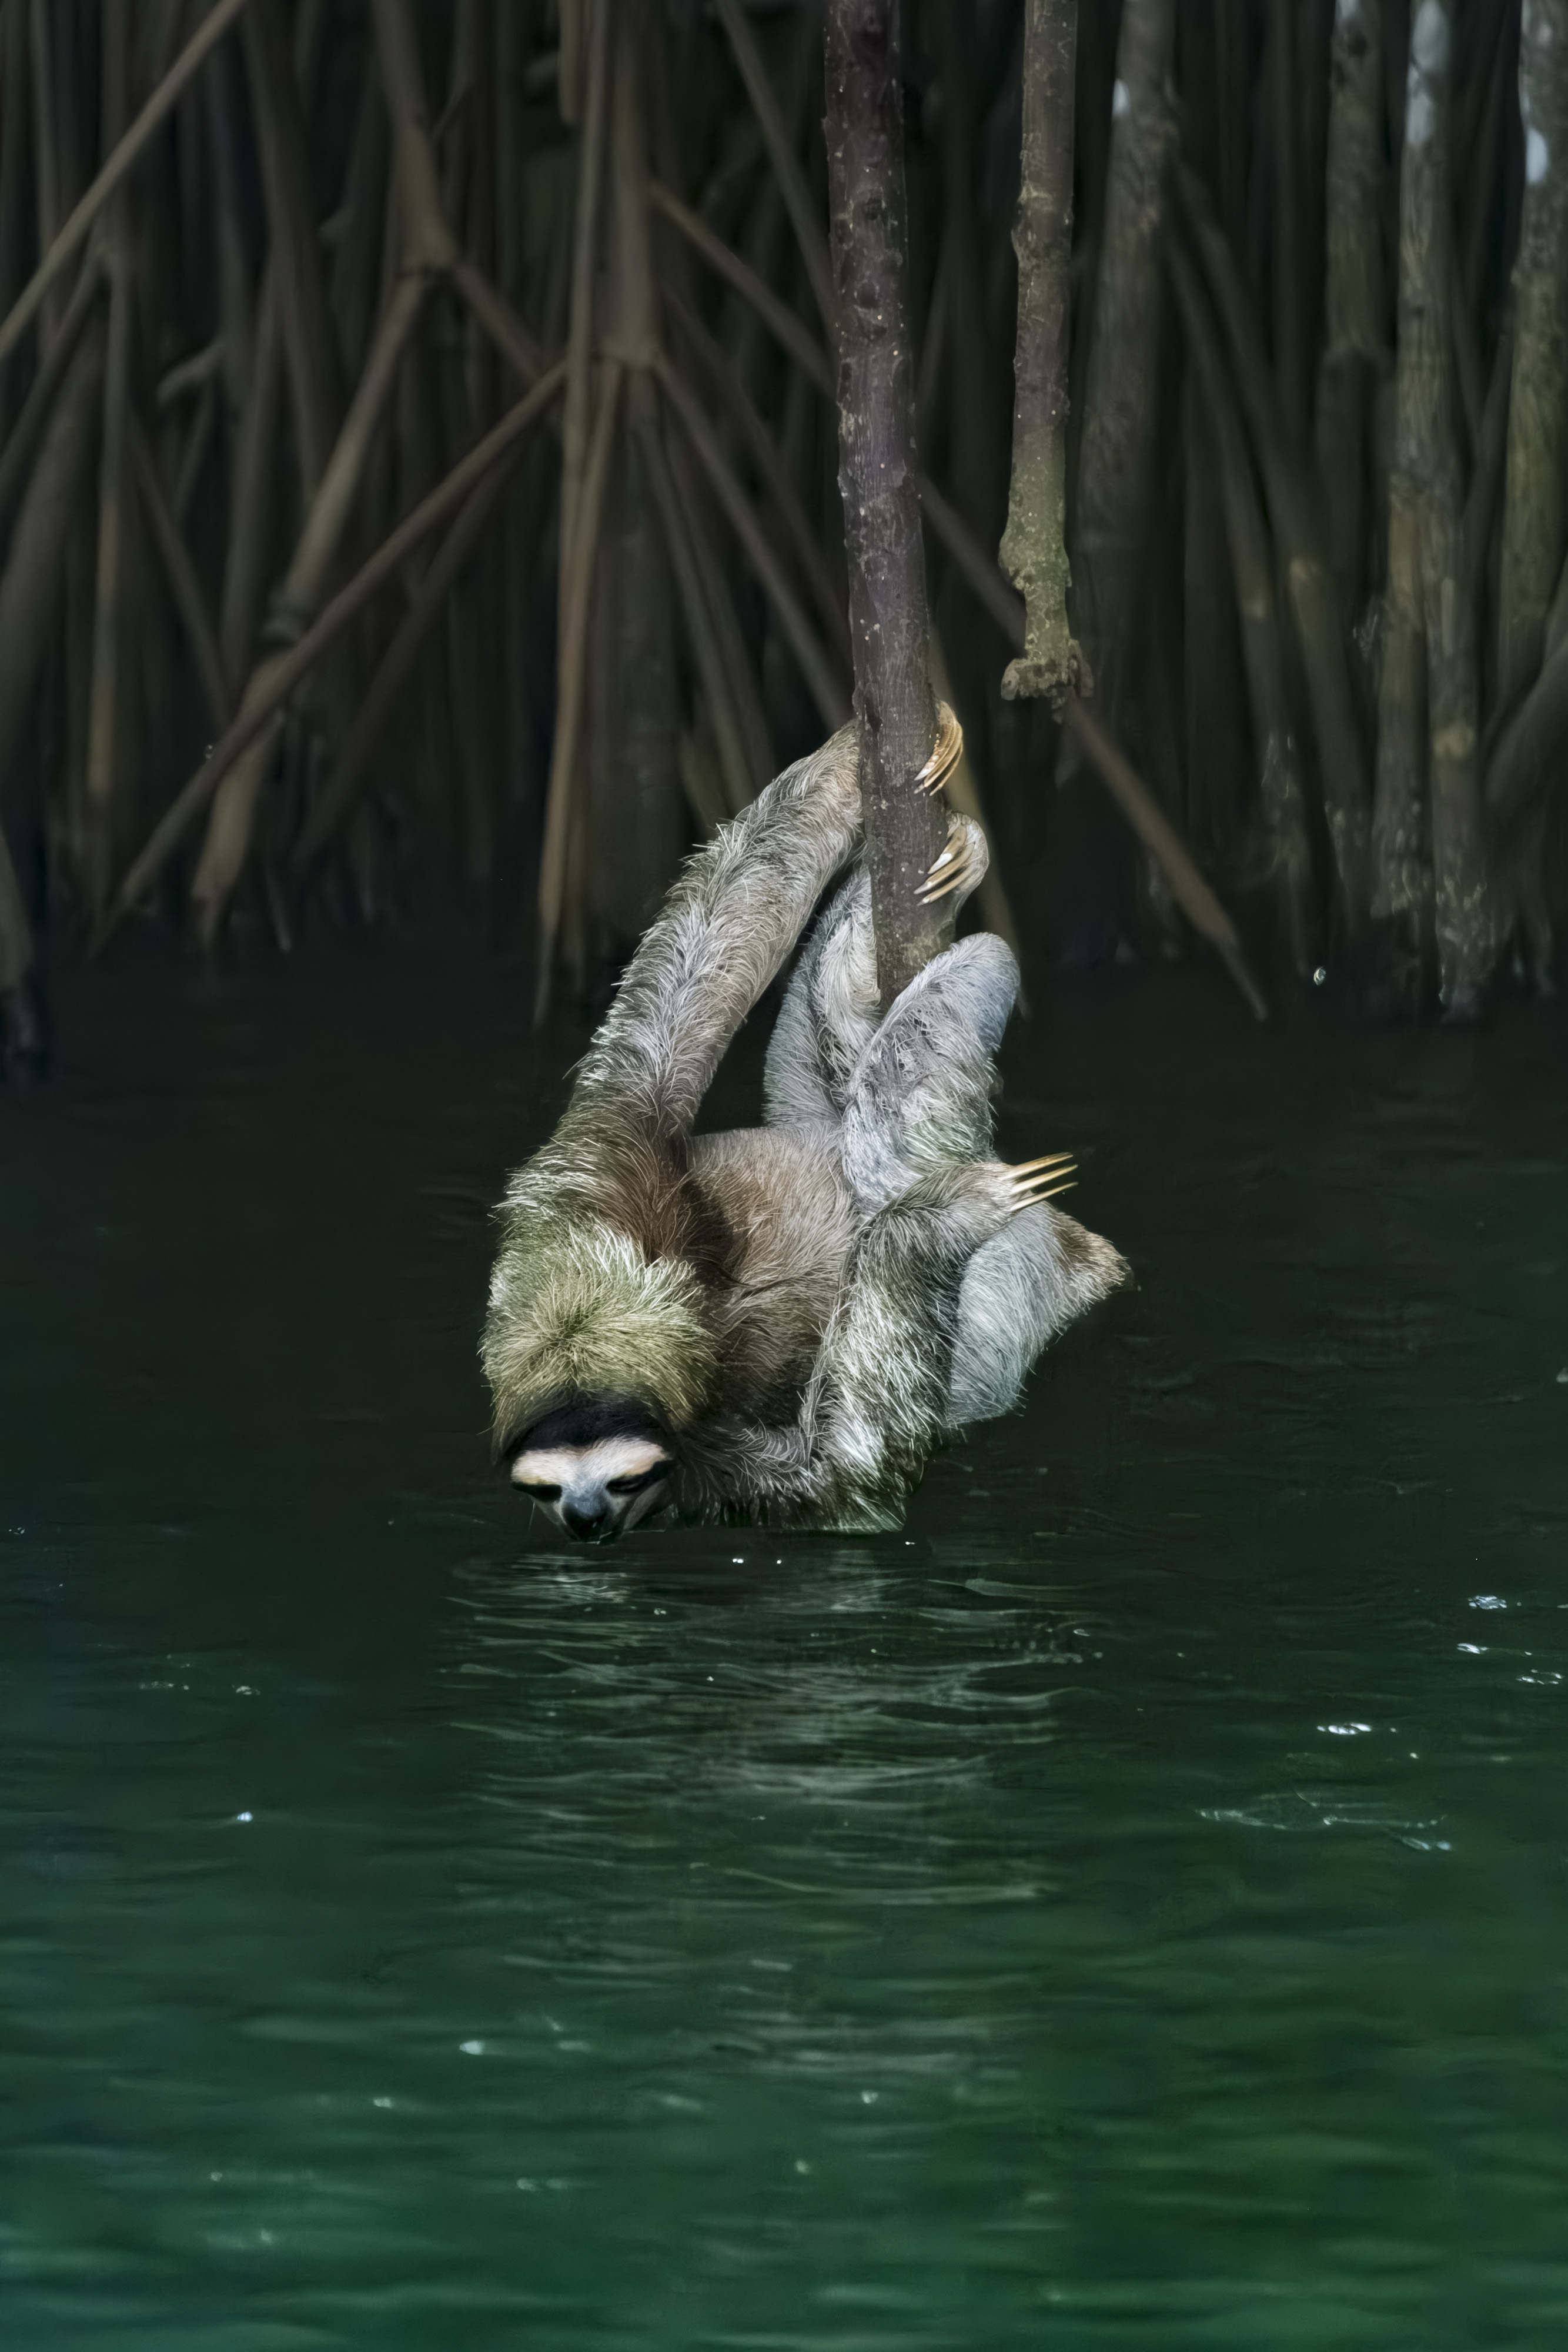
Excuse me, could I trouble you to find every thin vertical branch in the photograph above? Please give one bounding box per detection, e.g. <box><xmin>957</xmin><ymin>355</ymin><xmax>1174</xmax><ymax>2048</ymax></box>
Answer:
<box><xmin>1075</xmin><ymin>0</ymin><xmax>1176</xmax><ymax>710</ymax></box>
<box><xmin>561</xmin><ymin>0</ymin><xmax>613</xmax><ymax>562</ymax></box>
<box><xmin>999</xmin><ymin>0</ymin><xmax>1084</xmax><ymax>708</ymax></box>
<box><xmin>654</xmin><ymin>352</ymin><xmax>849</xmax><ymax>730</ymax></box>
<box><xmin>536</xmin><ymin>359</ymin><xmax>624</xmax><ymax>1010</ymax></box>
<box><xmin>0</xmin><ymin>249</ymin><xmax>102</xmax><ymax>543</ymax></box>
<box><xmin>1317</xmin><ymin>0</ymin><xmax>1385</xmax><ymax>618</ymax></box>
<box><xmin>26</xmin><ymin>0</ymin><xmax>63</xmax><ymax>346</ymax></box>
<box><xmin>637</xmin><ymin>394</ymin><xmax>760</xmax><ymax>820</ymax></box>
<box><xmin>0</xmin><ymin>811</ymin><xmax>41</xmax><ymax>1075</ymax></box>
<box><xmin>128</xmin><ymin>417</ymin><xmax>230</xmax><ymax>733</ymax></box>
<box><xmin>1268</xmin><ymin>0</ymin><xmax>1308</xmax><ymax>452</ymax></box>
<box><xmin>83</xmin><ymin>245</ymin><xmax>134</xmax><ymax>914</ymax></box>
<box><xmin>1377</xmin><ymin>0</ymin><xmax>1494</xmax><ymax>1015</ymax></box>
<box><xmin>1497</xmin><ymin>0</ymin><xmax>1568</xmax><ymax>716</ymax></box>
<box><xmin>1169</xmin><ymin>239</ymin><xmax>1315</xmax><ymax>970</ymax></box>
<box><xmin>1179</xmin><ymin>171</ymin><xmax>1372</xmax><ymax>932</ymax></box>
<box><xmin>273</xmin><ymin>272</ymin><xmax>429</xmax><ymax>632</ymax></box>
<box><xmin>203</xmin><ymin>32</ymin><xmax>257</xmax><ymax>416</ymax></box>
<box><xmin>667</xmin><ymin>289</ymin><xmax>850</xmax><ymax>663</ymax></box>
<box><xmin>1068</xmin><ymin>698</ymin><xmax>1270</xmax><ymax>1017</ymax></box>
<box><xmin>0</xmin><ymin>326</ymin><xmax>105</xmax><ymax>843</ymax></box>
<box><xmin>0</xmin><ymin>0</ymin><xmax>32</xmax><ymax>426</ymax></box>
<box><xmin>928</xmin><ymin>627</ymin><xmax>1025</xmax><ymax>967</ymax></box>
<box><xmin>1407</xmin><ymin>2</ymin><xmax>1492</xmax><ymax>1015</ymax></box>
<box><xmin>663</xmin><ymin>423</ymin><xmax>778</xmax><ymax>790</ymax></box>
<box><xmin>219</xmin><ymin>265</ymin><xmax>282</xmax><ymax>690</ymax></box>
<box><xmin>242</xmin><ymin>0</ymin><xmax>345</xmax><ymax>498</ymax></box>
<box><xmin>1182</xmin><ymin>376</ymin><xmax>1249</xmax><ymax>854</ymax></box>
<box><xmin>825</xmin><ymin>0</ymin><xmax>948</xmax><ymax>1007</ymax></box>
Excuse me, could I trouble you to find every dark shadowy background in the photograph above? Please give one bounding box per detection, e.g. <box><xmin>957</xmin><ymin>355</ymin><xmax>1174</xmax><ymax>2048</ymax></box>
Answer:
<box><xmin>0</xmin><ymin>0</ymin><xmax>1559</xmax><ymax>1063</ymax></box>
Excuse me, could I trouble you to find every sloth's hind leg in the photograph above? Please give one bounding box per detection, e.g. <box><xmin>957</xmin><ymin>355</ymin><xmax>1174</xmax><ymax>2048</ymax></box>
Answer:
<box><xmin>840</xmin><ymin>928</ymin><xmax>1019</xmax><ymax>1209</ymax></box>
<box><xmin>764</xmin><ymin>815</ymin><xmax>996</xmax><ymax>1132</ymax></box>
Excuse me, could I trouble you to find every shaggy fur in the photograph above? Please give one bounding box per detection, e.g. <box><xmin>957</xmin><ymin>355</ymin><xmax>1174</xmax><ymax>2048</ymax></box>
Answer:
<box><xmin>483</xmin><ymin>724</ymin><xmax>1128</xmax><ymax>1531</ymax></box>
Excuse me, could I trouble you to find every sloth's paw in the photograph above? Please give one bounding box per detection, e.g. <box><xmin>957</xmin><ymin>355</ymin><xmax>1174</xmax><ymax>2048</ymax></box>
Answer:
<box><xmin>904</xmin><ymin>1152</ymin><xmax>1076</xmax><ymax>1248</ymax></box>
<box><xmin>914</xmin><ymin>701</ymin><xmax>964</xmax><ymax>797</ymax></box>
<box><xmin>917</xmin><ymin>811</ymin><xmax>988</xmax><ymax>906</ymax></box>
<box><xmin>1001</xmin><ymin>1152</ymin><xmax>1076</xmax><ymax>1214</ymax></box>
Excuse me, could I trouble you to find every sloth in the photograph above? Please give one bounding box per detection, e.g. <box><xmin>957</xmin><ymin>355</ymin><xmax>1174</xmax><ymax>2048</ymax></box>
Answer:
<box><xmin>483</xmin><ymin>717</ymin><xmax>1126</xmax><ymax>1541</ymax></box>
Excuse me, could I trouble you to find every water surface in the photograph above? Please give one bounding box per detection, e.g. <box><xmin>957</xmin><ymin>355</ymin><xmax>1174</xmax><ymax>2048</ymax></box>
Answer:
<box><xmin>2</xmin><ymin>946</ymin><xmax>1566</xmax><ymax>2349</ymax></box>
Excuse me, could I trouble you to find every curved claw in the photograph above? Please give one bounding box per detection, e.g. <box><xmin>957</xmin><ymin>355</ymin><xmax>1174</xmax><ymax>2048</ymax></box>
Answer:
<box><xmin>1005</xmin><ymin>1152</ymin><xmax>1076</xmax><ymax>1214</ymax></box>
<box><xmin>914</xmin><ymin>701</ymin><xmax>964</xmax><ymax>796</ymax></box>
<box><xmin>917</xmin><ymin>811</ymin><xmax>986</xmax><ymax>904</ymax></box>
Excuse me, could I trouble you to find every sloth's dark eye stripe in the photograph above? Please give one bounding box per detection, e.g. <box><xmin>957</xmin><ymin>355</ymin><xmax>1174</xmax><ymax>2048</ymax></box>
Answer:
<box><xmin>606</xmin><ymin>1464</ymin><xmax>671</xmax><ymax>1496</ymax></box>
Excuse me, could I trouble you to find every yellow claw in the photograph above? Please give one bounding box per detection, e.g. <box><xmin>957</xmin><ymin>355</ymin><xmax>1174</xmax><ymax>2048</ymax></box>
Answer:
<box><xmin>915</xmin><ymin>701</ymin><xmax>964</xmax><ymax>796</ymax></box>
<box><xmin>1005</xmin><ymin>1153</ymin><xmax>1076</xmax><ymax>1214</ymax></box>
<box><xmin>1008</xmin><ymin>1177</ymin><xmax>1076</xmax><ymax>1215</ymax></box>
<box><xmin>917</xmin><ymin>811</ymin><xmax>981</xmax><ymax>903</ymax></box>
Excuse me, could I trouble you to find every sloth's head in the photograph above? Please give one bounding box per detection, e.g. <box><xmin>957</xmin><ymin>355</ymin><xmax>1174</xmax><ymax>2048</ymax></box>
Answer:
<box><xmin>484</xmin><ymin>1201</ymin><xmax>722</xmax><ymax>1544</ymax></box>
<box><xmin>506</xmin><ymin>1393</ymin><xmax>676</xmax><ymax>1544</ymax></box>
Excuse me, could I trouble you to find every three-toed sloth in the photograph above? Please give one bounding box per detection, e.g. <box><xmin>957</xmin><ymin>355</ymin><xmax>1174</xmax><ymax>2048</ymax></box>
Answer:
<box><xmin>483</xmin><ymin>723</ymin><xmax>1126</xmax><ymax>1541</ymax></box>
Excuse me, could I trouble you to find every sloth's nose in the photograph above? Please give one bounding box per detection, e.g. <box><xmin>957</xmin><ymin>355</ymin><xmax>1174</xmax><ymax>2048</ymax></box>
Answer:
<box><xmin>562</xmin><ymin>1502</ymin><xmax>610</xmax><ymax>1541</ymax></box>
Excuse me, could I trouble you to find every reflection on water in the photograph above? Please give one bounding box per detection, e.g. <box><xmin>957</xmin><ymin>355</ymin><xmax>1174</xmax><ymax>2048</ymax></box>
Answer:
<box><xmin>2</xmin><ymin>946</ymin><xmax>1566</xmax><ymax>2348</ymax></box>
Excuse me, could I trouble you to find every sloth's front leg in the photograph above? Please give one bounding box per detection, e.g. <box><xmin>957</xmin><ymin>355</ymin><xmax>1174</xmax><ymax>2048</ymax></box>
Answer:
<box><xmin>945</xmin><ymin>1197</ymin><xmax>1129</xmax><ymax>1427</ymax></box>
<box><xmin>761</xmin><ymin>868</ymin><xmax>880</xmax><ymax>1126</ymax></box>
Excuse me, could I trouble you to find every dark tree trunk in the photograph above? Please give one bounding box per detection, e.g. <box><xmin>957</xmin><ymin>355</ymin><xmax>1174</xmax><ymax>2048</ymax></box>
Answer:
<box><xmin>1169</xmin><ymin>240</ymin><xmax>1314</xmax><ymax>973</ymax></box>
<box><xmin>1376</xmin><ymin>0</ymin><xmax>1493</xmax><ymax>1016</ymax></box>
<box><xmin>1497</xmin><ymin>0</ymin><xmax>1568</xmax><ymax>716</ymax></box>
<box><xmin>1183</xmin><ymin>378</ymin><xmax>1250</xmax><ymax>857</ymax></box>
<box><xmin>1316</xmin><ymin>0</ymin><xmax>1385</xmax><ymax>621</ymax></box>
<box><xmin>1268</xmin><ymin>0</ymin><xmax>1307</xmax><ymax>454</ymax></box>
<box><xmin>584</xmin><ymin>16</ymin><xmax>682</xmax><ymax>955</ymax></box>
<box><xmin>824</xmin><ymin>0</ymin><xmax>948</xmax><ymax>1008</ymax></box>
<box><xmin>1178</xmin><ymin>170</ymin><xmax>1372</xmax><ymax>936</ymax></box>
<box><xmin>240</xmin><ymin>0</ymin><xmax>346</xmax><ymax>502</ymax></box>
<box><xmin>1074</xmin><ymin>0</ymin><xmax>1176</xmax><ymax>714</ymax></box>
<box><xmin>998</xmin><ymin>0</ymin><xmax>1084</xmax><ymax>708</ymax></box>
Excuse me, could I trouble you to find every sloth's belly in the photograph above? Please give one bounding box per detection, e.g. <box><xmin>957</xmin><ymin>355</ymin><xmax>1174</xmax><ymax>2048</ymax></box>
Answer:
<box><xmin>689</xmin><ymin>1121</ymin><xmax>859</xmax><ymax>1419</ymax></box>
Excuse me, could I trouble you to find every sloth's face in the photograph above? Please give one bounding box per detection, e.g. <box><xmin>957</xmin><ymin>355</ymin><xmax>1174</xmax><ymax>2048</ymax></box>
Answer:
<box><xmin>510</xmin><ymin>1434</ymin><xmax>674</xmax><ymax>1542</ymax></box>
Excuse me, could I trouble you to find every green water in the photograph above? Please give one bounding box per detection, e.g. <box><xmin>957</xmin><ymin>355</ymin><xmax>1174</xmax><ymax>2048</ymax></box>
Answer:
<box><xmin>2</xmin><ymin>946</ymin><xmax>1566</xmax><ymax>2350</ymax></box>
